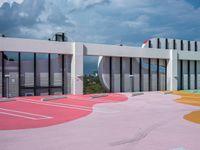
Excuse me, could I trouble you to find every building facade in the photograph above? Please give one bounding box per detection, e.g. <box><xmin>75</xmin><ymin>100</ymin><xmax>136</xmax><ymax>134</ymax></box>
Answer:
<box><xmin>0</xmin><ymin>37</ymin><xmax>200</xmax><ymax>97</ymax></box>
<box><xmin>98</xmin><ymin>38</ymin><xmax>200</xmax><ymax>92</ymax></box>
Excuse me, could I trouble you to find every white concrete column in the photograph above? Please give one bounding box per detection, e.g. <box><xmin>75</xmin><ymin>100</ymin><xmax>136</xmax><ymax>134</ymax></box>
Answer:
<box><xmin>167</xmin><ymin>49</ymin><xmax>178</xmax><ymax>91</ymax></box>
<box><xmin>71</xmin><ymin>42</ymin><xmax>84</xmax><ymax>94</ymax></box>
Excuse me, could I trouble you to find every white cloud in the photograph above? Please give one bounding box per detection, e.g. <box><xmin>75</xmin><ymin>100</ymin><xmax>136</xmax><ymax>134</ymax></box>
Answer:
<box><xmin>0</xmin><ymin>0</ymin><xmax>24</xmax><ymax>7</ymax></box>
<box><xmin>0</xmin><ymin>0</ymin><xmax>200</xmax><ymax>45</ymax></box>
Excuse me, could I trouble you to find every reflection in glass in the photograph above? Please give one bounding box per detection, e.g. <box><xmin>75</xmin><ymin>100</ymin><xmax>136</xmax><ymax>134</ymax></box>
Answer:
<box><xmin>20</xmin><ymin>53</ymin><xmax>34</xmax><ymax>88</ymax></box>
<box><xmin>142</xmin><ymin>58</ymin><xmax>149</xmax><ymax>91</ymax></box>
<box><xmin>0</xmin><ymin>53</ymin><xmax>2</xmax><ymax>97</ymax></box>
<box><xmin>4</xmin><ymin>52</ymin><xmax>19</xmax><ymax>97</ymax></box>
<box><xmin>36</xmin><ymin>53</ymin><xmax>49</xmax><ymax>87</ymax></box>
<box><xmin>50</xmin><ymin>54</ymin><xmax>62</xmax><ymax>86</ymax></box>
<box><xmin>159</xmin><ymin>59</ymin><xmax>166</xmax><ymax>90</ymax></box>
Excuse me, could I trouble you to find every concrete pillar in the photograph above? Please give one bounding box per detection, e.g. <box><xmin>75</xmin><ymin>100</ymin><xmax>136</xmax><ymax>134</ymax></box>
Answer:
<box><xmin>167</xmin><ymin>49</ymin><xmax>178</xmax><ymax>91</ymax></box>
<box><xmin>71</xmin><ymin>42</ymin><xmax>84</xmax><ymax>94</ymax></box>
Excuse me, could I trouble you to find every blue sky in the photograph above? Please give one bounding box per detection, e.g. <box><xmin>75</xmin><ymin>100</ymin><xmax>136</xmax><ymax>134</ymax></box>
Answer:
<box><xmin>0</xmin><ymin>0</ymin><xmax>200</xmax><ymax>74</ymax></box>
<box><xmin>0</xmin><ymin>0</ymin><xmax>200</xmax><ymax>45</ymax></box>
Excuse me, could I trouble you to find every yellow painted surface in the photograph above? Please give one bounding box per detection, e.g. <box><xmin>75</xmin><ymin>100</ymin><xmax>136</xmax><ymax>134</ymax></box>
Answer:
<box><xmin>172</xmin><ymin>91</ymin><xmax>200</xmax><ymax>124</ymax></box>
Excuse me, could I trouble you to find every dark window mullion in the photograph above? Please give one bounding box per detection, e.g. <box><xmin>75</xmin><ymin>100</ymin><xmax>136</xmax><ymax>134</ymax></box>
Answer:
<box><xmin>62</xmin><ymin>55</ymin><xmax>65</xmax><ymax>94</ymax></box>
<box><xmin>157</xmin><ymin>38</ymin><xmax>160</xmax><ymax>49</ymax></box>
<box><xmin>148</xmin><ymin>58</ymin><xmax>151</xmax><ymax>91</ymax></box>
<box><xmin>195</xmin><ymin>41</ymin><xmax>197</xmax><ymax>52</ymax></box>
<box><xmin>180</xmin><ymin>60</ymin><xmax>183</xmax><ymax>90</ymax></box>
<box><xmin>109</xmin><ymin>57</ymin><xmax>112</xmax><ymax>92</ymax></box>
<box><xmin>157</xmin><ymin>59</ymin><xmax>160</xmax><ymax>91</ymax></box>
<box><xmin>2</xmin><ymin>52</ymin><xmax>4</xmax><ymax>97</ymax></box>
<box><xmin>173</xmin><ymin>39</ymin><xmax>176</xmax><ymax>49</ymax></box>
<box><xmin>165</xmin><ymin>38</ymin><xmax>168</xmax><ymax>49</ymax></box>
<box><xmin>188</xmin><ymin>41</ymin><xmax>191</xmax><ymax>51</ymax></box>
<box><xmin>48</xmin><ymin>54</ymin><xmax>51</xmax><ymax>95</ymax></box>
<box><xmin>148</xmin><ymin>40</ymin><xmax>152</xmax><ymax>48</ymax></box>
<box><xmin>139</xmin><ymin>58</ymin><xmax>142</xmax><ymax>91</ymax></box>
<box><xmin>130</xmin><ymin>58</ymin><xmax>132</xmax><ymax>75</ymax></box>
<box><xmin>188</xmin><ymin>60</ymin><xmax>190</xmax><ymax>90</ymax></box>
<box><xmin>181</xmin><ymin>40</ymin><xmax>183</xmax><ymax>50</ymax></box>
<box><xmin>18</xmin><ymin>53</ymin><xmax>21</xmax><ymax>96</ymax></box>
<box><xmin>34</xmin><ymin>53</ymin><xmax>36</xmax><ymax>96</ymax></box>
<box><xmin>195</xmin><ymin>60</ymin><xmax>197</xmax><ymax>89</ymax></box>
<box><xmin>120</xmin><ymin>57</ymin><xmax>123</xmax><ymax>92</ymax></box>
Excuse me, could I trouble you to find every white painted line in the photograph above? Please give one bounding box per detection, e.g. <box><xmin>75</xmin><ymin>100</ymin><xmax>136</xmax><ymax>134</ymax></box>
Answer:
<box><xmin>0</xmin><ymin>111</ymin><xmax>41</xmax><ymax>120</ymax></box>
<box><xmin>16</xmin><ymin>98</ymin><xmax>116</xmax><ymax>113</ymax></box>
<box><xmin>17</xmin><ymin>99</ymin><xmax>93</xmax><ymax>112</ymax></box>
<box><xmin>19</xmin><ymin>97</ymin><xmax>92</xmax><ymax>109</ymax></box>
<box><xmin>0</xmin><ymin>108</ymin><xmax>52</xmax><ymax>120</ymax></box>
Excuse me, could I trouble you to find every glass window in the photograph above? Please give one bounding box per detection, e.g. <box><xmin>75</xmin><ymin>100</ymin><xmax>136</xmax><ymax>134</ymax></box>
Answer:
<box><xmin>36</xmin><ymin>53</ymin><xmax>49</xmax><ymax>87</ymax></box>
<box><xmin>159</xmin><ymin>59</ymin><xmax>166</xmax><ymax>90</ymax></box>
<box><xmin>142</xmin><ymin>58</ymin><xmax>149</xmax><ymax>91</ymax></box>
<box><xmin>64</xmin><ymin>55</ymin><xmax>72</xmax><ymax>94</ymax></box>
<box><xmin>36</xmin><ymin>88</ymin><xmax>48</xmax><ymax>96</ymax></box>
<box><xmin>0</xmin><ymin>52</ymin><xmax>2</xmax><ymax>97</ymax></box>
<box><xmin>20</xmin><ymin>89</ymin><xmax>34</xmax><ymax>96</ymax></box>
<box><xmin>20</xmin><ymin>53</ymin><xmax>34</xmax><ymax>88</ymax></box>
<box><xmin>132</xmin><ymin>58</ymin><xmax>140</xmax><ymax>92</ymax></box>
<box><xmin>50</xmin><ymin>88</ymin><xmax>63</xmax><ymax>95</ymax></box>
<box><xmin>4</xmin><ymin>52</ymin><xmax>19</xmax><ymax>97</ymax></box>
<box><xmin>151</xmin><ymin>59</ymin><xmax>158</xmax><ymax>91</ymax></box>
<box><xmin>50</xmin><ymin>54</ymin><xmax>62</xmax><ymax>87</ymax></box>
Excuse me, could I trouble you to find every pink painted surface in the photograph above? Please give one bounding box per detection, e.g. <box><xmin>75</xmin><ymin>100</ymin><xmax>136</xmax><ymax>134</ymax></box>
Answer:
<box><xmin>0</xmin><ymin>92</ymin><xmax>199</xmax><ymax>150</ymax></box>
<box><xmin>0</xmin><ymin>93</ymin><xmax>127</xmax><ymax>130</ymax></box>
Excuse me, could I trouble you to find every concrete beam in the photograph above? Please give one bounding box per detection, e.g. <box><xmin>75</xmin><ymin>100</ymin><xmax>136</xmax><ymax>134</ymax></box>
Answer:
<box><xmin>71</xmin><ymin>43</ymin><xmax>84</xmax><ymax>94</ymax></box>
<box><xmin>0</xmin><ymin>37</ymin><xmax>73</xmax><ymax>54</ymax></box>
<box><xmin>167</xmin><ymin>50</ymin><xmax>178</xmax><ymax>91</ymax></box>
<box><xmin>83</xmin><ymin>43</ymin><xmax>170</xmax><ymax>59</ymax></box>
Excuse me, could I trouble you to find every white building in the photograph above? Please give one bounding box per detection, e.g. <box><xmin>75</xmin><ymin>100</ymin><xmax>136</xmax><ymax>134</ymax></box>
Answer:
<box><xmin>0</xmin><ymin>36</ymin><xmax>200</xmax><ymax>97</ymax></box>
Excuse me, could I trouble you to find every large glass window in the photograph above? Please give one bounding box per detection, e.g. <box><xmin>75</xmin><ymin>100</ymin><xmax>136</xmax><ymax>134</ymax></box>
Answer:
<box><xmin>159</xmin><ymin>59</ymin><xmax>167</xmax><ymax>90</ymax></box>
<box><xmin>142</xmin><ymin>58</ymin><xmax>149</xmax><ymax>91</ymax></box>
<box><xmin>151</xmin><ymin>59</ymin><xmax>158</xmax><ymax>91</ymax></box>
<box><xmin>64</xmin><ymin>55</ymin><xmax>72</xmax><ymax>94</ymax></box>
<box><xmin>132</xmin><ymin>58</ymin><xmax>140</xmax><ymax>92</ymax></box>
<box><xmin>0</xmin><ymin>52</ymin><xmax>2</xmax><ymax>97</ymax></box>
<box><xmin>50</xmin><ymin>54</ymin><xmax>63</xmax><ymax>95</ymax></box>
<box><xmin>36</xmin><ymin>53</ymin><xmax>49</xmax><ymax>95</ymax></box>
<box><xmin>20</xmin><ymin>52</ymin><xmax>34</xmax><ymax>96</ymax></box>
<box><xmin>3</xmin><ymin>52</ymin><xmax>19</xmax><ymax>97</ymax></box>
<box><xmin>36</xmin><ymin>53</ymin><xmax>49</xmax><ymax>87</ymax></box>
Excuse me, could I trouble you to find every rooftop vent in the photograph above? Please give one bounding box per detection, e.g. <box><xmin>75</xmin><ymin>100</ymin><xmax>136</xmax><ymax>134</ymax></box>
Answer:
<box><xmin>49</xmin><ymin>32</ymin><xmax>68</xmax><ymax>42</ymax></box>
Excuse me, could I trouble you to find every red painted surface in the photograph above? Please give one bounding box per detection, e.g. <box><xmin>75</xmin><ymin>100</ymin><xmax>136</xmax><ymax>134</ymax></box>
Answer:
<box><xmin>0</xmin><ymin>93</ymin><xmax>127</xmax><ymax>130</ymax></box>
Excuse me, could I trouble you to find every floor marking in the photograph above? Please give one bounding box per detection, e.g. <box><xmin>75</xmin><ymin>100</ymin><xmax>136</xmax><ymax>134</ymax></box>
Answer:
<box><xmin>0</xmin><ymin>111</ymin><xmax>42</xmax><ymax>120</ymax></box>
<box><xmin>17</xmin><ymin>98</ymin><xmax>93</xmax><ymax>111</ymax></box>
<box><xmin>0</xmin><ymin>108</ymin><xmax>52</xmax><ymax>120</ymax></box>
<box><xmin>19</xmin><ymin>97</ymin><xmax>92</xmax><ymax>109</ymax></box>
<box><xmin>15</xmin><ymin>98</ymin><xmax>117</xmax><ymax>113</ymax></box>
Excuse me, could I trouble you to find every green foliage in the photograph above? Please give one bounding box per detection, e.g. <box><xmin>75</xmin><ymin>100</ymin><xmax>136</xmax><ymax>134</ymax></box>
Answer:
<box><xmin>84</xmin><ymin>71</ymin><xmax>108</xmax><ymax>94</ymax></box>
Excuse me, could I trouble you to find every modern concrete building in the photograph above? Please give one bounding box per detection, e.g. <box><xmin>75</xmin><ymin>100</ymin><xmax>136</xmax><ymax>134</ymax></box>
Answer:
<box><xmin>0</xmin><ymin>36</ymin><xmax>200</xmax><ymax>97</ymax></box>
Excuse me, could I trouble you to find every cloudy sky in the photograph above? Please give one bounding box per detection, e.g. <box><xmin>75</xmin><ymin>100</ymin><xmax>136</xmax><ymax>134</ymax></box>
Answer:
<box><xmin>0</xmin><ymin>0</ymin><xmax>200</xmax><ymax>74</ymax></box>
